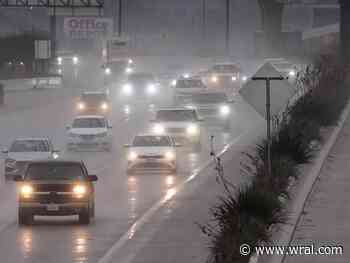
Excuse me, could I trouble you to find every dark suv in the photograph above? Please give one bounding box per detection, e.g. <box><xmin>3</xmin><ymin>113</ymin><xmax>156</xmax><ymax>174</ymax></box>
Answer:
<box><xmin>14</xmin><ymin>160</ymin><xmax>98</xmax><ymax>225</ymax></box>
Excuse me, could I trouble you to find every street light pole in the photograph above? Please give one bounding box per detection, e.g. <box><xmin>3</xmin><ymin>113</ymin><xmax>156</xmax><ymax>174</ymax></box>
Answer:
<box><xmin>252</xmin><ymin>76</ymin><xmax>284</xmax><ymax>177</ymax></box>
<box><xmin>118</xmin><ymin>0</ymin><xmax>123</xmax><ymax>37</ymax></box>
<box><xmin>225</xmin><ymin>0</ymin><xmax>230</xmax><ymax>56</ymax></box>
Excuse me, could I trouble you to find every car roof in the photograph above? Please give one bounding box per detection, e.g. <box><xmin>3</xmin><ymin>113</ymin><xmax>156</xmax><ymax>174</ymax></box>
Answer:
<box><xmin>26</xmin><ymin>160</ymin><xmax>84</xmax><ymax>165</ymax></box>
<box><xmin>82</xmin><ymin>91</ymin><xmax>107</xmax><ymax>95</ymax></box>
<box><xmin>74</xmin><ymin>115</ymin><xmax>106</xmax><ymax>119</ymax></box>
<box><xmin>135</xmin><ymin>133</ymin><xmax>171</xmax><ymax>137</ymax></box>
<box><xmin>155</xmin><ymin>107</ymin><xmax>197</xmax><ymax>111</ymax></box>
<box><xmin>13</xmin><ymin>137</ymin><xmax>50</xmax><ymax>141</ymax></box>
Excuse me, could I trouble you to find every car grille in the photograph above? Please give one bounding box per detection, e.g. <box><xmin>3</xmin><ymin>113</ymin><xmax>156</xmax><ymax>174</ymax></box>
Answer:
<box><xmin>31</xmin><ymin>193</ymin><xmax>76</xmax><ymax>204</ymax></box>
<box><xmin>166</xmin><ymin>127</ymin><xmax>186</xmax><ymax>133</ymax></box>
<box><xmin>34</xmin><ymin>184</ymin><xmax>73</xmax><ymax>192</ymax></box>
<box><xmin>79</xmin><ymin>135</ymin><xmax>96</xmax><ymax>140</ymax></box>
<box><xmin>138</xmin><ymin>155</ymin><xmax>164</xmax><ymax>159</ymax></box>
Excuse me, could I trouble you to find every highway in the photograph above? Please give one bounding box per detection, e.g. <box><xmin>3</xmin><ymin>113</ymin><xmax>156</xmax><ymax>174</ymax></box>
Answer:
<box><xmin>0</xmin><ymin>59</ymin><xmax>262</xmax><ymax>263</ymax></box>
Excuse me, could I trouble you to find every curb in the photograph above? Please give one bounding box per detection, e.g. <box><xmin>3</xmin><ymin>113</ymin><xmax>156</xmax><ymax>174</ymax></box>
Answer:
<box><xmin>264</xmin><ymin>101</ymin><xmax>350</xmax><ymax>263</ymax></box>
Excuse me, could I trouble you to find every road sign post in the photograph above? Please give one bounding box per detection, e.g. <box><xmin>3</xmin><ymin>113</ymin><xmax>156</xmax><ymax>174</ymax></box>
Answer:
<box><xmin>252</xmin><ymin>76</ymin><xmax>284</xmax><ymax>177</ymax></box>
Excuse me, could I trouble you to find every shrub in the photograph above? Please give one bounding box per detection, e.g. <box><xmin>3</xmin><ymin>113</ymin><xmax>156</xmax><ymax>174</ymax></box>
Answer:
<box><xmin>201</xmin><ymin>185</ymin><xmax>285</xmax><ymax>263</ymax></box>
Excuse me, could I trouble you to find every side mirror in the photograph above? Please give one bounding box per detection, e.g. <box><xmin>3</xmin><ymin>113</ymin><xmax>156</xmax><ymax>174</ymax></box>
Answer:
<box><xmin>66</xmin><ymin>125</ymin><xmax>71</xmax><ymax>130</ymax></box>
<box><xmin>88</xmin><ymin>175</ymin><xmax>98</xmax><ymax>182</ymax></box>
<box><xmin>124</xmin><ymin>144</ymin><xmax>131</xmax><ymax>148</ymax></box>
<box><xmin>13</xmin><ymin>175</ymin><xmax>23</xmax><ymax>182</ymax></box>
<box><xmin>1</xmin><ymin>148</ymin><xmax>8</xmax><ymax>154</ymax></box>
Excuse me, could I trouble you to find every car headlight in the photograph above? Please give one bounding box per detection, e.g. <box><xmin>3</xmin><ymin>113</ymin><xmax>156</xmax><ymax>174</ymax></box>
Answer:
<box><xmin>20</xmin><ymin>184</ymin><xmax>33</xmax><ymax>198</ymax></box>
<box><xmin>128</xmin><ymin>152</ymin><xmax>138</xmax><ymax>161</ymax></box>
<box><xmin>96</xmin><ymin>132</ymin><xmax>108</xmax><ymax>138</ymax></box>
<box><xmin>122</xmin><ymin>84</ymin><xmax>133</xmax><ymax>95</ymax></box>
<box><xmin>73</xmin><ymin>185</ymin><xmax>87</xmax><ymax>198</ymax></box>
<box><xmin>153</xmin><ymin>124</ymin><xmax>165</xmax><ymax>135</ymax></box>
<box><xmin>171</xmin><ymin>80</ymin><xmax>177</xmax><ymax>87</ymax></box>
<box><xmin>232</xmin><ymin>76</ymin><xmax>237</xmax><ymax>82</ymax></box>
<box><xmin>101</xmin><ymin>102</ymin><xmax>109</xmax><ymax>110</ymax></box>
<box><xmin>220</xmin><ymin>105</ymin><xmax>230</xmax><ymax>116</ymax></box>
<box><xmin>77</xmin><ymin>102</ymin><xmax>85</xmax><ymax>110</ymax></box>
<box><xmin>241</xmin><ymin>75</ymin><xmax>248</xmax><ymax>82</ymax></box>
<box><xmin>211</xmin><ymin>76</ymin><xmax>218</xmax><ymax>83</ymax></box>
<box><xmin>57</xmin><ymin>57</ymin><xmax>62</xmax><ymax>65</ymax></box>
<box><xmin>187</xmin><ymin>124</ymin><xmax>199</xmax><ymax>135</ymax></box>
<box><xmin>288</xmin><ymin>70</ymin><xmax>296</xmax><ymax>77</ymax></box>
<box><xmin>72</xmin><ymin>56</ymin><xmax>79</xmax><ymax>65</ymax></box>
<box><xmin>165</xmin><ymin>151</ymin><xmax>175</xmax><ymax>160</ymax></box>
<box><xmin>125</xmin><ymin>67</ymin><xmax>133</xmax><ymax>74</ymax></box>
<box><xmin>147</xmin><ymin>84</ymin><xmax>157</xmax><ymax>95</ymax></box>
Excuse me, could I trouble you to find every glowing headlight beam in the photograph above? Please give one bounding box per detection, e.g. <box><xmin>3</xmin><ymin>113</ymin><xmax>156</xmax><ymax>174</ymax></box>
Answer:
<box><xmin>187</xmin><ymin>124</ymin><xmax>199</xmax><ymax>135</ymax></box>
<box><xmin>220</xmin><ymin>105</ymin><xmax>230</xmax><ymax>115</ymax></box>
<box><xmin>128</xmin><ymin>152</ymin><xmax>138</xmax><ymax>161</ymax></box>
<box><xmin>122</xmin><ymin>84</ymin><xmax>133</xmax><ymax>95</ymax></box>
<box><xmin>21</xmin><ymin>185</ymin><xmax>33</xmax><ymax>198</ymax></box>
<box><xmin>165</xmin><ymin>151</ymin><xmax>175</xmax><ymax>160</ymax></box>
<box><xmin>77</xmin><ymin>102</ymin><xmax>85</xmax><ymax>110</ymax></box>
<box><xmin>153</xmin><ymin>124</ymin><xmax>165</xmax><ymax>135</ymax></box>
<box><xmin>73</xmin><ymin>185</ymin><xmax>86</xmax><ymax>198</ymax></box>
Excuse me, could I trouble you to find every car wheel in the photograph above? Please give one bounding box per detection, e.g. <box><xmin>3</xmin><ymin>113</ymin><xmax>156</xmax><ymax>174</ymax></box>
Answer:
<box><xmin>18</xmin><ymin>208</ymin><xmax>33</xmax><ymax>225</ymax></box>
<box><xmin>90</xmin><ymin>200</ymin><xmax>95</xmax><ymax>218</ymax></box>
<box><xmin>79</xmin><ymin>208</ymin><xmax>90</xmax><ymax>224</ymax></box>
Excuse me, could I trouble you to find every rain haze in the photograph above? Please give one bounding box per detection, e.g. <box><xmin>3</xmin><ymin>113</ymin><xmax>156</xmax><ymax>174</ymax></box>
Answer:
<box><xmin>0</xmin><ymin>0</ymin><xmax>349</xmax><ymax>263</ymax></box>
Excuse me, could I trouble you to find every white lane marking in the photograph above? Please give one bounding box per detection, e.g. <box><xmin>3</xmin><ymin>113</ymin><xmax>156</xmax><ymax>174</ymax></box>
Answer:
<box><xmin>98</xmin><ymin>131</ymin><xmax>248</xmax><ymax>263</ymax></box>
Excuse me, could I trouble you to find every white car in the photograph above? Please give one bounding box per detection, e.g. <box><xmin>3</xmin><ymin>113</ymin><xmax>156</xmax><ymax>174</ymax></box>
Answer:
<box><xmin>66</xmin><ymin>115</ymin><xmax>113</xmax><ymax>151</ymax></box>
<box><xmin>121</xmin><ymin>72</ymin><xmax>160</xmax><ymax>98</ymax></box>
<box><xmin>173</xmin><ymin>78</ymin><xmax>207</xmax><ymax>103</ymax></box>
<box><xmin>179</xmin><ymin>91</ymin><xmax>233</xmax><ymax>130</ymax></box>
<box><xmin>150</xmin><ymin>108</ymin><xmax>202</xmax><ymax>146</ymax></box>
<box><xmin>2</xmin><ymin>138</ymin><xmax>58</xmax><ymax>180</ymax></box>
<box><xmin>125</xmin><ymin>134</ymin><xmax>178</xmax><ymax>173</ymax></box>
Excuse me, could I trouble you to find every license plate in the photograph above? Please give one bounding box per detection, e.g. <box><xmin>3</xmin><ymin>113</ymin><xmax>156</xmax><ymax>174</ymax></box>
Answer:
<box><xmin>46</xmin><ymin>204</ymin><xmax>59</xmax><ymax>211</ymax></box>
<box><xmin>147</xmin><ymin>158</ymin><xmax>157</xmax><ymax>162</ymax></box>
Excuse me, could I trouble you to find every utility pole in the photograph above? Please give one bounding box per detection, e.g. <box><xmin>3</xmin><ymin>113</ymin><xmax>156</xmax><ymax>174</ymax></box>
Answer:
<box><xmin>252</xmin><ymin>76</ymin><xmax>284</xmax><ymax>178</ymax></box>
<box><xmin>202</xmin><ymin>0</ymin><xmax>206</xmax><ymax>42</ymax></box>
<box><xmin>50</xmin><ymin>6</ymin><xmax>57</xmax><ymax>61</ymax></box>
<box><xmin>225</xmin><ymin>0</ymin><xmax>230</xmax><ymax>56</ymax></box>
<box><xmin>118</xmin><ymin>0</ymin><xmax>123</xmax><ymax>37</ymax></box>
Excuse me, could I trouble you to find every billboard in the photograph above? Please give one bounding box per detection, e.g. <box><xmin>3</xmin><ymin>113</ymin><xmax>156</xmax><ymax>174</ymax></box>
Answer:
<box><xmin>64</xmin><ymin>17</ymin><xmax>113</xmax><ymax>39</ymax></box>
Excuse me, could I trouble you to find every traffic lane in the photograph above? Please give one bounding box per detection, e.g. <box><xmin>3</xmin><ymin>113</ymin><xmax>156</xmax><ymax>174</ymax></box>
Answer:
<box><xmin>0</xmin><ymin>83</ymin><xmax>261</xmax><ymax>262</ymax></box>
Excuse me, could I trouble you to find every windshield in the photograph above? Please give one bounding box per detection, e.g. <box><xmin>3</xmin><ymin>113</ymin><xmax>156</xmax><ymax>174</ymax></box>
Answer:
<box><xmin>128</xmin><ymin>73</ymin><xmax>155</xmax><ymax>83</ymax></box>
<box><xmin>156</xmin><ymin>110</ymin><xmax>197</xmax><ymax>122</ymax></box>
<box><xmin>81</xmin><ymin>94</ymin><xmax>107</xmax><ymax>103</ymax></box>
<box><xmin>72</xmin><ymin>118</ymin><xmax>106</xmax><ymax>128</ymax></box>
<box><xmin>133</xmin><ymin>136</ymin><xmax>171</xmax><ymax>147</ymax></box>
<box><xmin>9</xmin><ymin>140</ymin><xmax>49</xmax><ymax>152</ymax></box>
<box><xmin>176</xmin><ymin>79</ymin><xmax>204</xmax><ymax>89</ymax></box>
<box><xmin>184</xmin><ymin>93</ymin><xmax>228</xmax><ymax>104</ymax></box>
<box><xmin>26</xmin><ymin>163</ymin><xmax>85</xmax><ymax>180</ymax></box>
